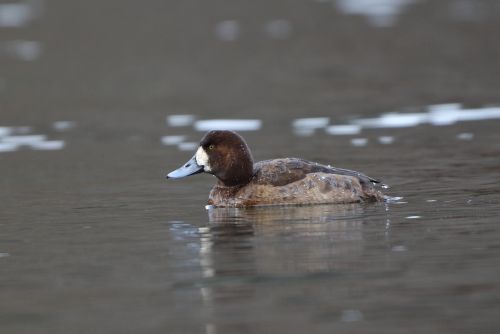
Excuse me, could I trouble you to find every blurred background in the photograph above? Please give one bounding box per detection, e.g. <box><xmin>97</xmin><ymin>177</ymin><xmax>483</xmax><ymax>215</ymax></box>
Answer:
<box><xmin>1</xmin><ymin>1</ymin><xmax>500</xmax><ymax>333</ymax></box>
<box><xmin>2</xmin><ymin>0</ymin><xmax>500</xmax><ymax>128</ymax></box>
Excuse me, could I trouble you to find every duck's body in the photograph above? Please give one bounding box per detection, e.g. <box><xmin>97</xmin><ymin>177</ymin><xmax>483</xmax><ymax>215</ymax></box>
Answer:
<box><xmin>167</xmin><ymin>131</ymin><xmax>384</xmax><ymax>207</ymax></box>
<box><xmin>208</xmin><ymin>158</ymin><xmax>382</xmax><ymax>207</ymax></box>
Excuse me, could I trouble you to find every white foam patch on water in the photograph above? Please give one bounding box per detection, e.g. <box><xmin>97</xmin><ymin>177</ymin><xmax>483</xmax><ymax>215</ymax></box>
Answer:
<box><xmin>354</xmin><ymin>112</ymin><xmax>427</xmax><ymax>128</ymax></box>
<box><xmin>326</xmin><ymin>124</ymin><xmax>361</xmax><ymax>135</ymax></box>
<box><xmin>29</xmin><ymin>140</ymin><xmax>65</xmax><ymax>150</ymax></box>
<box><xmin>293</xmin><ymin>117</ymin><xmax>329</xmax><ymax>136</ymax></box>
<box><xmin>335</xmin><ymin>0</ymin><xmax>417</xmax><ymax>27</ymax></box>
<box><xmin>293</xmin><ymin>117</ymin><xmax>329</xmax><ymax>129</ymax></box>
<box><xmin>264</xmin><ymin>19</ymin><xmax>292</xmax><ymax>39</ymax></box>
<box><xmin>294</xmin><ymin>104</ymin><xmax>498</xmax><ymax>138</ymax></box>
<box><xmin>161</xmin><ymin>135</ymin><xmax>186</xmax><ymax>146</ymax></box>
<box><xmin>0</xmin><ymin>1</ymin><xmax>42</xmax><ymax>28</ymax></box>
<box><xmin>456</xmin><ymin>132</ymin><xmax>474</xmax><ymax>141</ymax></box>
<box><xmin>0</xmin><ymin>126</ymin><xmax>65</xmax><ymax>153</ymax></box>
<box><xmin>350</xmin><ymin>138</ymin><xmax>368</xmax><ymax>146</ymax></box>
<box><xmin>177</xmin><ymin>142</ymin><xmax>198</xmax><ymax>151</ymax></box>
<box><xmin>198</xmin><ymin>227</ymin><xmax>210</xmax><ymax>234</ymax></box>
<box><xmin>353</xmin><ymin>104</ymin><xmax>500</xmax><ymax>129</ymax></box>
<box><xmin>2</xmin><ymin>135</ymin><xmax>47</xmax><ymax>144</ymax></box>
<box><xmin>194</xmin><ymin>119</ymin><xmax>262</xmax><ymax>131</ymax></box>
<box><xmin>214</xmin><ymin>20</ymin><xmax>240</xmax><ymax>41</ymax></box>
<box><xmin>391</xmin><ymin>245</ymin><xmax>407</xmax><ymax>252</ymax></box>
<box><xmin>384</xmin><ymin>196</ymin><xmax>403</xmax><ymax>202</ymax></box>
<box><xmin>0</xmin><ymin>40</ymin><xmax>42</xmax><ymax>61</ymax></box>
<box><xmin>378</xmin><ymin>136</ymin><xmax>394</xmax><ymax>144</ymax></box>
<box><xmin>0</xmin><ymin>127</ymin><xmax>12</xmax><ymax>137</ymax></box>
<box><xmin>0</xmin><ymin>142</ymin><xmax>18</xmax><ymax>152</ymax></box>
<box><xmin>167</xmin><ymin>115</ymin><xmax>196</xmax><ymax>127</ymax></box>
<box><xmin>52</xmin><ymin>121</ymin><xmax>76</xmax><ymax>131</ymax></box>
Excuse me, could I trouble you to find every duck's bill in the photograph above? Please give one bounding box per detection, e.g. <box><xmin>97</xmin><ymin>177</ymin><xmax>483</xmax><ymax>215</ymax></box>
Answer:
<box><xmin>166</xmin><ymin>155</ymin><xmax>204</xmax><ymax>179</ymax></box>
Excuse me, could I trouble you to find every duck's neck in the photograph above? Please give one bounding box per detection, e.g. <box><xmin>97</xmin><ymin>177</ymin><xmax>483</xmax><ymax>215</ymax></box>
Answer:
<box><xmin>216</xmin><ymin>154</ymin><xmax>254</xmax><ymax>187</ymax></box>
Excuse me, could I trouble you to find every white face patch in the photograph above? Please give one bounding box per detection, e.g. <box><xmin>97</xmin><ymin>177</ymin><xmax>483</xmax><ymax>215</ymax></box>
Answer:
<box><xmin>195</xmin><ymin>146</ymin><xmax>211</xmax><ymax>172</ymax></box>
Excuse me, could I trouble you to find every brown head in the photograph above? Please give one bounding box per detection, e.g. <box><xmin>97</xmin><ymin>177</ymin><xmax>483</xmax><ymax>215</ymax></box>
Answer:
<box><xmin>167</xmin><ymin>130</ymin><xmax>254</xmax><ymax>187</ymax></box>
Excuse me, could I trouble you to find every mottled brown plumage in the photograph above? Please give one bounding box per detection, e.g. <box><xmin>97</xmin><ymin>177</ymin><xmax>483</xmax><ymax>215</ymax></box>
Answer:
<box><xmin>167</xmin><ymin>130</ymin><xmax>385</xmax><ymax>207</ymax></box>
<box><xmin>207</xmin><ymin>158</ymin><xmax>383</xmax><ymax>207</ymax></box>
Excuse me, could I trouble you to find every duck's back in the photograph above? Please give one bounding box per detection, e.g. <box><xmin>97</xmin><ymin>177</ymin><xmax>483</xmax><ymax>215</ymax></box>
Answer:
<box><xmin>208</xmin><ymin>158</ymin><xmax>384</xmax><ymax>207</ymax></box>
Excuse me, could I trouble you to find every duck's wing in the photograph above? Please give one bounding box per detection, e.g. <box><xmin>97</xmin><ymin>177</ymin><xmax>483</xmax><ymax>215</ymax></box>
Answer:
<box><xmin>314</xmin><ymin>165</ymin><xmax>381</xmax><ymax>184</ymax></box>
<box><xmin>253</xmin><ymin>158</ymin><xmax>380</xmax><ymax>188</ymax></box>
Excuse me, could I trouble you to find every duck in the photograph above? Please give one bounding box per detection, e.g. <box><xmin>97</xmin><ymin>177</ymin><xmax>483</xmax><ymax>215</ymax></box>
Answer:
<box><xmin>166</xmin><ymin>130</ymin><xmax>384</xmax><ymax>207</ymax></box>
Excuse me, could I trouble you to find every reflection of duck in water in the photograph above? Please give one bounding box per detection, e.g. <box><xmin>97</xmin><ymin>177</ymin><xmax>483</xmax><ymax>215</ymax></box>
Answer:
<box><xmin>207</xmin><ymin>203</ymin><xmax>366</xmax><ymax>225</ymax></box>
<box><xmin>205</xmin><ymin>204</ymin><xmax>367</xmax><ymax>274</ymax></box>
<box><xmin>167</xmin><ymin>130</ymin><xmax>384</xmax><ymax>207</ymax></box>
<box><xmin>167</xmin><ymin>204</ymin><xmax>375</xmax><ymax>333</ymax></box>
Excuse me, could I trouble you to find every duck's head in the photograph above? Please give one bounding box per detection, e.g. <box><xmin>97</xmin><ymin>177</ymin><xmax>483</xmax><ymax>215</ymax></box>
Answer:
<box><xmin>166</xmin><ymin>130</ymin><xmax>254</xmax><ymax>187</ymax></box>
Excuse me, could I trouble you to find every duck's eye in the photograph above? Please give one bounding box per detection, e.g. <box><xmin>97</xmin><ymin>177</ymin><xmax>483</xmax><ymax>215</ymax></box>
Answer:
<box><xmin>208</xmin><ymin>144</ymin><xmax>215</xmax><ymax>150</ymax></box>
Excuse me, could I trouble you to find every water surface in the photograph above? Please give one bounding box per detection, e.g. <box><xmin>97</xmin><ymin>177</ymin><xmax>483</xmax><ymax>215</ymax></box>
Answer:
<box><xmin>1</xmin><ymin>0</ymin><xmax>500</xmax><ymax>333</ymax></box>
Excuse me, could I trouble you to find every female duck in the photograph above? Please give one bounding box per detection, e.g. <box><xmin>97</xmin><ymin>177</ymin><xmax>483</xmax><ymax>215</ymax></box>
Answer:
<box><xmin>167</xmin><ymin>130</ymin><xmax>384</xmax><ymax>207</ymax></box>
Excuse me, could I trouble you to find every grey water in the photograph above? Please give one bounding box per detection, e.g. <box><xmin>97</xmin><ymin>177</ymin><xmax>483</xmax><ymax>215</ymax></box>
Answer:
<box><xmin>2</xmin><ymin>1</ymin><xmax>500</xmax><ymax>333</ymax></box>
